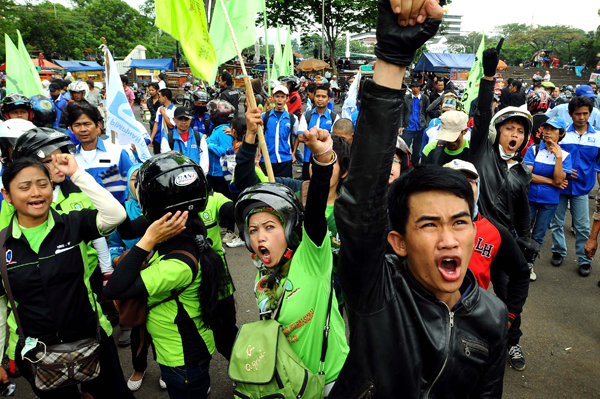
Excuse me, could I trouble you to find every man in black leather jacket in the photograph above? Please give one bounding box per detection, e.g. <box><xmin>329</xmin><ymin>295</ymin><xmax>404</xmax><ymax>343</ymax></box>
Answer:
<box><xmin>330</xmin><ymin>1</ymin><xmax>508</xmax><ymax>398</ymax></box>
<box><xmin>218</xmin><ymin>71</ymin><xmax>240</xmax><ymax>115</ymax></box>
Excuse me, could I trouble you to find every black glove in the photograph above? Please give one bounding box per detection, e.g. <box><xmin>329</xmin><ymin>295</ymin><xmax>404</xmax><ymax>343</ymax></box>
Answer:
<box><xmin>482</xmin><ymin>48</ymin><xmax>500</xmax><ymax>77</ymax></box>
<box><xmin>375</xmin><ymin>0</ymin><xmax>442</xmax><ymax>66</ymax></box>
<box><xmin>516</xmin><ymin>236</ymin><xmax>541</xmax><ymax>264</ymax></box>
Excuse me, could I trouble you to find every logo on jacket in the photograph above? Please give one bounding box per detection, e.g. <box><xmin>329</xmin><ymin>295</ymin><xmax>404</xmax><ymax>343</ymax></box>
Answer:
<box><xmin>474</xmin><ymin>237</ymin><xmax>494</xmax><ymax>258</ymax></box>
<box><xmin>70</xmin><ymin>202</ymin><xmax>83</xmax><ymax>210</ymax></box>
<box><xmin>175</xmin><ymin>171</ymin><xmax>198</xmax><ymax>186</ymax></box>
<box><xmin>588</xmin><ymin>137</ymin><xmax>596</xmax><ymax>143</ymax></box>
<box><xmin>6</xmin><ymin>250</ymin><xmax>13</xmax><ymax>265</ymax></box>
<box><xmin>202</xmin><ymin>210</ymin><xmax>214</xmax><ymax>224</ymax></box>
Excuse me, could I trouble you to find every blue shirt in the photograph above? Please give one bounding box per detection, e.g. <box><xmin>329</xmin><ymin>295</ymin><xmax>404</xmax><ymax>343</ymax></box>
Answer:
<box><xmin>261</xmin><ymin>109</ymin><xmax>296</xmax><ymax>164</ymax></box>
<box><xmin>525</xmin><ymin>142</ymin><xmax>572</xmax><ymax>204</ymax></box>
<box><xmin>408</xmin><ymin>96</ymin><xmax>421</xmax><ymax>131</ymax></box>
<box><xmin>546</xmin><ymin>104</ymin><xmax>600</xmax><ymax>129</ymax></box>
<box><xmin>52</xmin><ymin>94</ymin><xmax>68</xmax><ymax>129</ymax></box>
<box><xmin>192</xmin><ymin>114</ymin><xmax>211</xmax><ymax>136</ymax></box>
<box><xmin>206</xmin><ymin>124</ymin><xmax>234</xmax><ymax>176</ymax></box>
<box><xmin>558</xmin><ymin>123</ymin><xmax>600</xmax><ymax>196</ymax></box>
<box><xmin>73</xmin><ymin>138</ymin><xmax>134</xmax><ymax>203</ymax></box>
<box><xmin>299</xmin><ymin>108</ymin><xmax>337</xmax><ymax>162</ymax></box>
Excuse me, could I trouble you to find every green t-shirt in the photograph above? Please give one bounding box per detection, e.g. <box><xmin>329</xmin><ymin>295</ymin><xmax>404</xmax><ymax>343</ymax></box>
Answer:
<box><xmin>200</xmin><ymin>193</ymin><xmax>235</xmax><ymax>299</ymax></box>
<box><xmin>142</xmin><ymin>251</ymin><xmax>215</xmax><ymax>367</ymax></box>
<box><xmin>21</xmin><ymin>220</ymin><xmax>50</xmax><ymax>254</ymax></box>
<box><xmin>254</xmin><ymin>226</ymin><xmax>349</xmax><ymax>383</ymax></box>
<box><xmin>422</xmin><ymin>138</ymin><xmax>470</xmax><ymax>166</ymax></box>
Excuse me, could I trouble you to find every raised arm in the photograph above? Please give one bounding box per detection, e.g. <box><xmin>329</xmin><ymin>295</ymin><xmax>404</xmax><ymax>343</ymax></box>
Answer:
<box><xmin>335</xmin><ymin>0</ymin><xmax>442</xmax><ymax>312</ymax></box>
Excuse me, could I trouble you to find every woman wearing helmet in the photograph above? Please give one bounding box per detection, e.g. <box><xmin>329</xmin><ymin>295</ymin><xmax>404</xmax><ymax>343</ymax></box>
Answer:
<box><xmin>1</xmin><ymin>94</ymin><xmax>33</xmax><ymax>121</ymax></box>
<box><xmin>468</xmin><ymin>50</ymin><xmax>536</xmax><ymax>372</ymax></box>
<box><xmin>234</xmin><ymin>125</ymin><xmax>349</xmax><ymax>395</ymax></box>
<box><xmin>0</xmin><ymin>153</ymin><xmax>130</xmax><ymax>398</ymax></box>
<box><xmin>104</xmin><ymin>152</ymin><xmax>226</xmax><ymax>399</ymax></box>
<box><xmin>0</xmin><ymin>119</ymin><xmax>36</xmax><ymax>166</ymax></box>
<box><xmin>522</xmin><ymin>90</ymin><xmax>551</xmax><ymax>155</ymax></box>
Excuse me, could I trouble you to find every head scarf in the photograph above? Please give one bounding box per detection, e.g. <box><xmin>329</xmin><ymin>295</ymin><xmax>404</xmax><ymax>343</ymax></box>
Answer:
<box><xmin>124</xmin><ymin>164</ymin><xmax>142</xmax><ymax>219</ymax></box>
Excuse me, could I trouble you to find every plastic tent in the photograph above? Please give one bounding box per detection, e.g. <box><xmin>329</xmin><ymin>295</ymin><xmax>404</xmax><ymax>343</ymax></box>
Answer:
<box><xmin>0</xmin><ymin>59</ymin><xmax>63</xmax><ymax>71</ymax></box>
<box><xmin>414</xmin><ymin>53</ymin><xmax>475</xmax><ymax>73</ymax></box>
<box><xmin>128</xmin><ymin>59</ymin><xmax>174</xmax><ymax>71</ymax></box>
<box><xmin>54</xmin><ymin>60</ymin><xmax>104</xmax><ymax>72</ymax></box>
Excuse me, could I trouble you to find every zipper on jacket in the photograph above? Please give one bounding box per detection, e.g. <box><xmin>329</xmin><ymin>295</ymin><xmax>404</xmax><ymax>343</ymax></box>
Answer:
<box><xmin>425</xmin><ymin>307</ymin><xmax>454</xmax><ymax>398</ymax></box>
<box><xmin>461</xmin><ymin>338</ymin><xmax>489</xmax><ymax>357</ymax></box>
<box><xmin>357</xmin><ymin>382</ymin><xmax>375</xmax><ymax>399</ymax></box>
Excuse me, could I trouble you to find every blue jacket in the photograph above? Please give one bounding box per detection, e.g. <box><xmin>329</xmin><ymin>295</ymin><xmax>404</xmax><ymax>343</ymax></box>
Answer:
<box><xmin>558</xmin><ymin>123</ymin><xmax>600</xmax><ymax>196</ymax></box>
<box><xmin>525</xmin><ymin>142</ymin><xmax>572</xmax><ymax>204</ymax></box>
<box><xmin>52</xmin><ymin>95</ymin><xmax>68</xmax><ymax>129</ymax></box>
<box><xmin>192</xmin><ymin>114</ymin><xmax>211</xmax><ymax>136</ymax></box>
<box><xmin>299</xmin><ymin>108</ymin><xmax>337</xmax><ymax>162</ymax></box>
<box><xmin>206</xmin><ymin>124</ymin><xmax>233</xmax><ymax>176</ymax></box>
<box><xmin>261</xmin><ymin>109</ymin><xmax>296</xmax><ymax>163</ymax></box>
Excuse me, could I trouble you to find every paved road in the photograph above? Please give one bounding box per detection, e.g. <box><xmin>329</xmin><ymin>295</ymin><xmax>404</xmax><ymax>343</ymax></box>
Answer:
<box><xmin>16</xmin><ymin>104</ymin><xmax>600</xmax><ymax>398</ymax></box>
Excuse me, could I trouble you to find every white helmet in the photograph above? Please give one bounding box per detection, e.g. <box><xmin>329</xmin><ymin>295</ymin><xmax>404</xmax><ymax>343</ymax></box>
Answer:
<box><xmin>0</xmin><ymin>119</ymin><xmax>36</xmax><ymax>163</ymax></box>
<box><xmin>68</xmin><ymin>80</ymin><xmax>88</xmax><ymax>93</ymax></box>
<box><xmin>488</xmin><ymin>106</ymin><xmax>533</xmax><ymax>151</ymax></box>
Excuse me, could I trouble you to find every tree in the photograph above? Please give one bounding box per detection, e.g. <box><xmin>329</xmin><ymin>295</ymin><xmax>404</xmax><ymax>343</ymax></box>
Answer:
<box><xmin>262</xmin><ymin>0</ymin><xmax>378</xmax><ymax>74</ymax></box>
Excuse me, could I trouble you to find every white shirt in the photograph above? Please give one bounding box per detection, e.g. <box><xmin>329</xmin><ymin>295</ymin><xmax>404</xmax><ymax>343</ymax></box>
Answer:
<box><xmin>330</xmin><ymin>80</ymin><xmax>339</xmax><ymax>89</ymax></box>
<box><xmin>544</xmin><ymin>73</ymin><xmax>551</xmax><ymax>82</ymax></box>
<box><xmin>158</xmin><ymin>80</ymin><xmax>167</xmax><ymax>90</ymax></box>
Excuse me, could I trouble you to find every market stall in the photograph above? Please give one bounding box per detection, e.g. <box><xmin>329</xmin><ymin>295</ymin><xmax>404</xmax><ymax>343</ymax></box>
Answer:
<box><xmin>54</xmin><ymin>60</ymin><xmax>104</xmax><ymax>81</ymax></box>
<box><xmin>128</xmin><ymin>58</ymin><xmax>174</xmax><ymax>85</ymax></box>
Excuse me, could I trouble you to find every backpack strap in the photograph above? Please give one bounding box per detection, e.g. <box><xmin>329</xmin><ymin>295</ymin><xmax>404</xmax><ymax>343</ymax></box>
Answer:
<box><xmin>203</xmin><ymin>118</ymin><xmax>211</xmax><ymax>136</ymax></box>
<box><xmin>147</xmin><ymin>250</ymin><xmax>199</xmax><ymax>311</ymax></box>
<box><xmin>318</xmin><ymin>277</ymin><xmax>335</xmax><ymax>375</ymax></box>
<box><xmin>168</xmin><ymin>129</ymin><xmax>175</xmax><ymax>151</ymax></box>
<box><xmin>329</xmin><ymin>110</ymin><xmax>338</xmax><ymax>124</ymax></box>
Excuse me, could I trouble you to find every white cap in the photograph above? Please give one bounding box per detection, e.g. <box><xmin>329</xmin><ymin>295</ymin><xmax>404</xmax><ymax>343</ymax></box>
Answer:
<box><xmin>272</xmin><ymin>85</ymin><xmax>289</xmax><ymax>95</ymax></box>
<box><xmin>436</xmin><ymin>111</ymin><xmax>468</xmax><ymax>142</ymax></box>
<box><xmin>443</xmin><ymin>159</ymin><xmax>479</xmax><ymax>179</ymax></box>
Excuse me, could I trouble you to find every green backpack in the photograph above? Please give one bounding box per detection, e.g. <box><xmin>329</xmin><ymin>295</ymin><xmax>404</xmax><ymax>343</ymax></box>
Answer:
<box><xmin>228</xmin><ymin>279</ymin><xmax>334</xmax><ymax>399</ymax></box>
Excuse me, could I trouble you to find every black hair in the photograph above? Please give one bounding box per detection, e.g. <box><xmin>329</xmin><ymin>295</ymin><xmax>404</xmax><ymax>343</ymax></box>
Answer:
<box><xmin>185</xmin><ymin>215</ymin><xmax>226</xmax><ymax>327</ymax></box>
<box><xmin>388</xmin><ymin>165</ymin><xmax>474</xmax><ymax>236</ymax></box>
<box><xmin>332</xmin><ymin>135</ymin><xmax>351</xmax><ymax>192</ymax></box>
<box><xmin>158</xmin><ymin>73</ymin><xmax>167</xmax><ymax>81</ymax></box>
<box><xmin>67</xmin><ymin>102</ymin><xmax>102</xmax><ymax>126</ymax></box>
<box><xmin>2</xmin><ymin>157</ymin><xmax>51</xmax><ymax>194</ymax></box>
<box><xmin>506</xmin><ymin>78</ymin><xmax>514</xmax><ymax>86</ymax></box>
<box><xmin>306</xmin><ymin>82</ymin><xmax>317</xmax><ymax>94</ymax></box>
<box><xmin>230</xmin><ymin>116</ymin><xmax>246</xmax><ymax>141</ymax></box>
<box><xmin>120</xmin><ymin>75</ymin><xmax>129</xmax><ymax>85</ymax></box>
<box><xmin>568</xmin><ymin>95</ymin><xmax>593</xmax><ymax>115</ymax></box>
<box><xmin>220</xmin><ymin>71</ymin><xmax>233</xmax><ymax>86</ymax></box>
<box><xmin>148</xmin><ymin>82</ymin><xmax>160</xmax><ymax>91</ymax></box>
<box><xmin>511</xmin><ymin>80</ymin><xmax>523</xmax><ymax>90</ymax></box>
<box><xmin>159</xmin><ymin>88</ymin><xmax>173</xmax><ymax>101</ymax></box>
<box><xmin>315</xmin><ymin>85</ymin><xmax>329</xmax><ymax>97</ymax></box>
<box><xmin>86</xmin><ymin>80</ymin><xmax>95</xmax><ymax>87</ymax></box>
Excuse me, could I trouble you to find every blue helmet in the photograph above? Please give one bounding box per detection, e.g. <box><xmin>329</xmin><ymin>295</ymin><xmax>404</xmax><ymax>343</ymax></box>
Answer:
<box><xmin>30</xmin><ymin>94</ymin><xmax>57</xmax><ymax>128</ymax></box>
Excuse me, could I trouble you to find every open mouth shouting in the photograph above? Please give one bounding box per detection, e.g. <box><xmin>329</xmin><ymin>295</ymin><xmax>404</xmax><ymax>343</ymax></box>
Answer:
<box><xmin>438</xmin><ymin>256</ymin><xmax>462</xmax><ymax>282</ymax></box>
<box><xmin>507</xmin><ymin>140</ymin><xmax>517</xmax><ymax>152</ymax></box>
<box><xmin>28</xmin><ymin>199</ymin><xmax>46</xmax><ymax>210</ymax></box>
<box><xmin>258</xmin><ymin>245</ymin><xmax>272</xmax><ymax>265</ymax></box>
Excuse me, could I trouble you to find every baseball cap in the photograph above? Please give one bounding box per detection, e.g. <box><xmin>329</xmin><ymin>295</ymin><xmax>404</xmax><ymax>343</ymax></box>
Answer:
<box><xmin>575</xmin><ymin>85</ymin><xmax>595</xmax><ymax>98</ymax></box>
<box><xmin>436</xmin><ymin>111</ymin><xmax>468</xmax><ymax>142</ymax></box>
<box><xmin>542</xmin><ymin>116</ymin><xmax>567</xmax><ymax>131</ymax></box>
<box><xmin>272</xmin><ymin>85</ymin><xmax>289</xmax><ymax>95</ymax></box>
<box><xmin>443</xmin><ymin>159</ymin><xmax>479</xmax><ymax>179</ymax></box>
<box><xmin>174</xmin><ymin>107</ymin><xmax>193</xmax><ymax>119</ymax></box>
<box><xmin>409</xmin><ymin>79</ymin><xmax>421</xmax><ymax>87</ymax></box>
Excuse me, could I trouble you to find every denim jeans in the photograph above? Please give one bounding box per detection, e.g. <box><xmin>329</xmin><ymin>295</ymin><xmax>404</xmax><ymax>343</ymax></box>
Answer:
<box><xmin>159</xmin><ymin>359</ymin><xmax>211</xmax><ymax>399</ymax></box>
<box><xmin>530</xmin><ymin>201</ymin><xmax>559</xmax><ymax>264</ymax></box>
<box><xmin>550</xmin><ymin>194</ymin><xmax>591</xmax><ymax>266</ymax></box>
<box><xmin>403</xmin><ymin>129</ymin><xmax>423</xmax><ymax>166</ymax></box>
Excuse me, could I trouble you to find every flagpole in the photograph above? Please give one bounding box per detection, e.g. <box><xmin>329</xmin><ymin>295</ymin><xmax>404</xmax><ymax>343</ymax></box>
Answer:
<box><xmin>262</xmin><ymin>0</ymin><xmax>271</xmax><ymax>96</ymax></box>
<box><xmin>218</xmin><ymin>0</ymin><xmax>275</xmax><ymax>182</ymax></box>
<box><xmin>102</xmin><ymin>37</ymin><xmax>115</xmax><ymax>144</ymax></box>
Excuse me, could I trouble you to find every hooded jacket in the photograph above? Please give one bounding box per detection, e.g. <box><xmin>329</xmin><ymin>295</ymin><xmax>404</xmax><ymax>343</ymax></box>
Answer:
<box><xmin>330</xmin><ymin>78</ymin><xmax>508</xmax><ymax>399</ymax></box>
<box><xmin>468</xmin><ymin>79</ymin><xmax>532</xmax><ymax>238</ymax></box>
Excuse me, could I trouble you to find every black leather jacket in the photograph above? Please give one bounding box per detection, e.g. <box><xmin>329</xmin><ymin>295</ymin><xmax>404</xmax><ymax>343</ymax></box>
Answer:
<box><xmin>331</xmin><ymin>79</ymin><xmax>508</xmax><ymax>399</ymax></box>
<box><xmin>219</xmin><ymin>85</ymin><xmax>240</xmax><ymax>115</ymax></box>
<box><xmin>468</xmin><ymin>79</ymin><xmax>532</xmax><ymax>237</ymax></box>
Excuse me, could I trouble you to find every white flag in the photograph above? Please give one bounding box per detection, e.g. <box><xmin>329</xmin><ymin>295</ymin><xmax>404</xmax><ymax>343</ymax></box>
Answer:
<box><xmin>342</xmin><ymin>72</ymin><xmax>360</xmax><ymax>119</ymax></box>
<box><xmin>104</xmin><ymin>48</ymin><xmax>151</xmax><ymax>162</ymax></box>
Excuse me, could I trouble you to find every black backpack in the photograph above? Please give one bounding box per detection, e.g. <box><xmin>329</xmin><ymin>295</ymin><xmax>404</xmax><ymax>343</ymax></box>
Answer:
<box><xmin>263</xmin><ymin>110</ymin><xmax>297</xmax><ymax>135</ymax></box>
<box><xmin>167</xmin><ymin>128</ymin><xmax>202</xmax><ymax>154</ymax></box>
<box><xmin>302</xmin><ymin>109</ymin><xmax>338</xmax><ymax>130</ymax></box>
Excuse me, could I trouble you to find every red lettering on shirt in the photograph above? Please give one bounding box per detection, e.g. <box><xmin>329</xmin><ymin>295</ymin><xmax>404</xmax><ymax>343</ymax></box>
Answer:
<box><xmin>282</xmin><ymin>309</ymin><xmax>314</xmax><ymax>336</ymax></box>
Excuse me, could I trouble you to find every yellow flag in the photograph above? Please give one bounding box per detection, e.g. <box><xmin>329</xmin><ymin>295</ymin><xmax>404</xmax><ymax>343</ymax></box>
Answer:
<box><xmin>155</xmin><ymin>0</ymin><xmax>216</xmax><ymax>82</ymax></box>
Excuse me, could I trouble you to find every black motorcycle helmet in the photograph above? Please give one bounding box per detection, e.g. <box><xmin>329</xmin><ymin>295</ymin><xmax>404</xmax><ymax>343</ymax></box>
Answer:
<box><xmin>30</xmin><ymin>95</ymin><xmax>57</xmax><ymax>128</ymax></box>
<box><xmin>235</xmin><ymin>183</ymin><xmax>304</xmax><ymax>253</ymax></box>
<box><xmin>12</xmin><ymin>128</ymin><xmax>75</xmax><ymax>161</ymax></box>
<box><xmin>136</xmin><ymin>152</ymin><xmax>209</xmax><ymax>223</ymax></box>
<box><xmin>1</xmin><ymin>94</ymin><xmax>33</xmax><ymax>121</ymax></box>
<box><xmin>282</xmin><ymin>75</ymin><xmax>300</xmax><ymax>92</ymax></box>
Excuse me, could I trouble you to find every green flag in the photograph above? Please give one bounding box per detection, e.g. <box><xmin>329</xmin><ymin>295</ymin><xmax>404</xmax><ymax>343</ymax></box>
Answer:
<box><xmin>5</xmin><ymin>34</ymin><xmax>40</xmax><ymax>97</ymax></box>
<box><xmin>17</xmin><ymin>30</ymin><xmax>43</xmax><ymax>96</ymax></box>
<box><xmin>281</xmin><ymin>27</ymin><xmax>293</xmax><ymax>76</ymax></box>
<box><xmin>272</xmin><ymin>25</ymin><xmax>282</xmax><ymax>79</ymax></box>
<box><xmin>461</xmin><ymin>33</ymin><xmax>485</xmax><ymax>114</ymax></box>
<box><xmin>209</xmin><ymin>0</ymin><xmax>262</xmax><ymax>82</ymax></box>
<box><xmin>155</xmin><ymin>0</ymin><xmax>216</xmax><ymax>82</ymax></box>
<box><xmin>262</xmin><ymin>0</ymin><xmax>271</xmax><ymax>94</ymax></box>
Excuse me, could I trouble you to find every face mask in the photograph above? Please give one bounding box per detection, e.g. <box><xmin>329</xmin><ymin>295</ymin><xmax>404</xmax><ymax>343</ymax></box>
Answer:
<box><xmin>194</xmin><ymin>105</ymin><xmax>207</xmax><ymax>115</ymax></box>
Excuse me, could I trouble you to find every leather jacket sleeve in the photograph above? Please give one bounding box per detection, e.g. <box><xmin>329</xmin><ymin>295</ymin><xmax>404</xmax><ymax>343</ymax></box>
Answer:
<box><xmin>334</xmin><ymin>78</ymin><xmax>404</xmax><ymax>313</ymax></box>
<box><xmin>469</xmin><ymin>79</ymin><xmax>496</xmax><ymax>157</ymax></box>
<box><xmin>513</xmin><ymin>170</ymin><xmax>532</xmax><ymax>238</ymax></box>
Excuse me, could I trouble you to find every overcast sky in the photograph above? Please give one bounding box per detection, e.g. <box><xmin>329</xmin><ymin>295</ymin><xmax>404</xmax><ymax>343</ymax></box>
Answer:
<box><xmin>51</xmin><ymin>0</ymin><xmax>599</xmax><ymax>40</ymax></box>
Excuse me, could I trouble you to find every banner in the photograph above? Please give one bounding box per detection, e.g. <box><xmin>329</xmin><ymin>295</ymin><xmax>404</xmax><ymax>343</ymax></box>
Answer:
<box><xmin>342</xmin><ymin>72</ymin><xmax>360</xmax><ymax>118</ymax></box>
<box><xmin>17</xmin><ymin>30</ymin><xmax>43</xmax><ymax>96</ymax></box>
<box><xmin>272</xmin><ymin>25</ymin><xmax>283</xmax><ymax>80</ymax></box>
<box><xmin>104</xmin><ymin>48</ymin><xmax>151</xmax><ymax>161</ymax></box>
<box><xmin>155</xmin><ymin>0</ymin><xmax>215</xmax><ymax>82</ymax></box>
<box><xmin>209</xmin><ymin>0</ymin><xmax>262</xmax><ymax>82</ymax></box>
<box><xmin>461</xmin><ymin>33</ymin><xmax>485</xmax><ymax>114</ymax></box>
<box><xmin>4</xmin><ymin>34</ymin><xmax>41</xmax><ymax>97</ymax></box>
<box><xmin>280</xmin><ymin>27</ymin><xmax>294</xmax><ymax>76</ymax></box>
